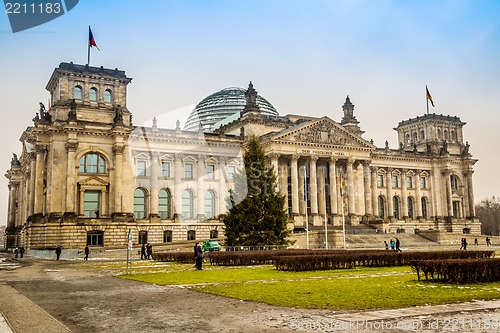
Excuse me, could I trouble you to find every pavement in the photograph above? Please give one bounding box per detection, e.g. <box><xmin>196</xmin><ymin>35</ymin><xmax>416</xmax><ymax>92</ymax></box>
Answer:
<box><xmin>1</xmin><ymin>252</ymin><xmax>499</xmax><ymax>332</ymax></box>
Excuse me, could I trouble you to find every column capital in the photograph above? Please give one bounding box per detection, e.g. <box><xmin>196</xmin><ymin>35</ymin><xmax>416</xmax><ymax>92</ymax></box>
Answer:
<box><xmin>112</xmin><ymin>145</ymin><xmax>125</xmax><ymax>155</ymax></box>
<box><xmin>310</xmin><ymin>156</ymin><xmax>319</xmax><ymax>163</ymax></box>
<box><xmin>291</xmin><ymin>154</ymin><xmax>300</xmax><ymax>162</ymax></box>
<box><xmin>346</xmin><ymin>157</ymin><xmax>354</xmax><ymax>165</ymax></box>
<box><xmin>268</xmin><ymin>152</ymin><xmax>280</xmax><ymax>160</ymax></box>
<box><xmin>329</xmin><ymin>156</ymin><xmax>338</xmax><ymax>163</ymax></box>
<box><xmin>35</xmin><ymin>144</ymin><xmax>48</xmax><ymax>154</ymax></box>
<box><xmin>66</xmin><ymin>141</ymin><xmax>78</xmax><ymax>152</ymax></box>
<box><xmin>370</xmin><ymin>166</ymin><xmax>378</xmax><ymax>173</ymax></box>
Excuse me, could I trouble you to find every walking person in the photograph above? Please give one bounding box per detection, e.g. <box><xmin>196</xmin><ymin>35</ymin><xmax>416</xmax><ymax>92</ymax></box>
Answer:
<box><xmin>390</xmin><ymin>239</ymin><xmax>395</xmax><ymax>251</ymax></box>
<box><xmin>20</xmin><ymin>246</ymin><xmax>25</xmax><ymax>258</ymax></box>
<box><xmin>474</xmin><ymin>238</ymin><xmax>478</xmax><ymax>246</ymax></box>
<box><xmin>194</xmin><ymin>242</ymin><xmax>204</xmax><ymax>270</ymax></box>
<box><xmin>141</xmin><ymin>243</ymin><xmax>146</xmax><ymax>260</ymax></box>
<box><xmin>486</xmin><ymin>237</ymin><xmax>491</xmax><ymax>246</ymax></box>
<box><xmin>14</xmin><ymin>247</ymin><xmax>19</xmax><ymax>259</ymax></box>
<box><xmin>384</xmin><ymin>241</ymin><xmax>389</xmax><ymax>250</ymax></box>
<box><xmin>463</xmin><ymin>238</ymin><xmax>468</xmax><ymax>250</ymax></box>
<box><xmin>146</xmin><ymin>243</ymin><xmax>153</xmax><ymax>260</ymax></box>
<box><xmin>55</xmin><ymin>245</ymin><xmax>62</xmax><ymax>260</ymax></box>
<box><xmin>84</xmin><ymin>245</ymin><xmax>90</xmax><ymax>261</ymax></box>
<box><xmin>460</xmin><ymin>238</ymin><xmax>464</xmax><ymax>250</ymax></box>
<box><xmin>395</xmin><ymin>238</ymin><xmax>402</xmax><ymax>252</ymax></box>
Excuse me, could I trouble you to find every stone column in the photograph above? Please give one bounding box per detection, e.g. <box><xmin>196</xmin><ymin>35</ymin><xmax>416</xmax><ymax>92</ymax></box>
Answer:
<box><xmin>7</xmin><ymin>184</ymin><xmax>16</xmax><ymax>230</ymax></box>
<box><xmin>386</xmin><ymin>168</ymin><xmax>394</xmax><ymax>217</ymax></box>
<box><xmin>218</xmin><ymin>158</ymin><xmax>227</xmax><ymax>216</ymax></box>
<box><xmin>65</xmin><ymin>141</ymin><xmax>78</xmax><ymax>213</ymax></box>
<box><xmin>299</xmin><ymin>160</ymin><xmax>306</xmax><ymax>215</ymax></box>
<box><xmin>29</xmin><ymin>152</ymin><xmax>36</xmax><ymax>217</ymax></box>
<box><xmin>310</xmin><ymin>157</ymin><xmax>318</xmax><ymax>215</ymax></box>
<box><xmin>174</xmin><ymin>154</ymin><xmax>183</xmax><ymax>217</ymax></box>
<box><xmin>363</xmin><ymin>161</ymin><xmax>372</xmax><ymax>216</ymax></box>
<box><xmin>346</xmin><ymin>159</ymin><xmax>355</xmax><ymax>215</ymax></box>
<box><xmin>318</xmin><ymin>164</ymin><xmax>326</xmax><ymax>216</ymax></box>
<box><xmin>197</xmin><ymin>155</ymin><xmax>205</xmax><ymax>219</ymax></box>
<box><xmin>290</xmin><ymin>155</ymin><xmax>299</xmax><ymax>215</ymax></box>
<box><xmin>328</xmin><ymin>158</ymin><xmax>338</xmax><ymax>215</ymax></box>
<box><xmin>466</xmin><ymin>171</ymin><xmax>475</xmax><ymax>218</ymax></box>
<box><xmin>280</xmin><ymin>158</ymin><xmax>288</xmax><ymax>199</ymax></box>
<box><xmin>445</xmin><ymin>170</ymin><xmax>453</xmax><ymax>217</ymax></box>
<box><xmin>431</xmin><ymin>165</ymin><xmax>443</xmax><ymax>217</ymax></box>
<box><xmin>79</xmin><ymin>188</ymin><xmax>85</xmax><ymax>216</ymax></box>
<box><xmin>371</xmin><ymin>166</ymin><xmax>378</xmax><ymax>217</ymax></box>
<box><xmin>113</xmin><ymin>145</ymin><xmax>125</xmax><ymax>213</ymax></box>
<box><xmin>415</xmin><ymin>171</ymin><xmax>422</xmax><ymax>218</ymax></box>
<box><xmin>150</xmin><ymin>153</ymin><xmax>160</xmax><ymax>217</ymax></box>
<box><xmin>100</xmin><ymin>189</ymin><xmax>107</xmax><ymax>217</ymax></box>
<box><xmin>401</xmin><ymin>169</ymin><xmax>408</xmax><ymax>218</ymax></box>
<box><xmin>34</xmin><ymin>145</ymin><xmax>46</xmax><ymax>215</ymax></box>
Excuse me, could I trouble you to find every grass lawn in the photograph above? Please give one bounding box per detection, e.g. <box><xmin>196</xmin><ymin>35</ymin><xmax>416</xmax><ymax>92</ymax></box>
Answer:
<box><xmin>119</xmin><ymin>264</ymin><xmax>500</xmax><ymax>310</ymax></box>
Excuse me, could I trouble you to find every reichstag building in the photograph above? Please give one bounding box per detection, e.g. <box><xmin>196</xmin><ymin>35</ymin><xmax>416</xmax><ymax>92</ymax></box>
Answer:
<box><xmin>5</xmin><ymin>62</ymin><xmax>479</xmax><ymax>249</ymax></box>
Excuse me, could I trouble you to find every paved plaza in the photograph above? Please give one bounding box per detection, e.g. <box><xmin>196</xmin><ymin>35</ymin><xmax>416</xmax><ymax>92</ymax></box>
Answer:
<box><xmin>0</xmin><ymin>254</ymin><xmax>499</xmax><ymax>333</ymax></box>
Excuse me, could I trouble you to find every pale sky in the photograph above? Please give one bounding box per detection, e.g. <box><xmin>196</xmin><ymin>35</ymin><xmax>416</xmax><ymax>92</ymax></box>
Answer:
<box><xmin>1</xmin><ymin>0</ymin><xmax>499</xmax><ymax>226</ymax></box>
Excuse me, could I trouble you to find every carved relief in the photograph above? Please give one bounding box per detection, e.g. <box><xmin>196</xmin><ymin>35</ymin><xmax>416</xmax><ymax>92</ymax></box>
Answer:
<box><xmin>293</xmin><ymin>122</ymin><xmax>349</xmax><ymax>145</ymax></box>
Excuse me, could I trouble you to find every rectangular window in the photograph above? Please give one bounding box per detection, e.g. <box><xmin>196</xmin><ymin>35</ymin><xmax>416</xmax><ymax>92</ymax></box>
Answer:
<box><xmin>421</xmin><ymin>177</ymin><xmax>427</xmax><ymax>189</ymax></box>
<box><xmin>137</xmin><ymin>161</ymin><xmax>146</xmax><ymax>177</ymax></box>
<box><xmin>392</xmin><ymin>175</ymin><xmax>399</xmax><ymax>188</ymax></box>
<box><xmin>83</xmin><ymin>191</ymin><xmax>100</xmax><ymax>218</ymax></box>
<box><xmin>377</xmin><ymin>174</ymin><xmax>384</xmax><ymax>187</ymax></box>
<box><xmin>161</xmin><ymin>161</ymin><xmax>170</xmax><ymax>177</ymax></box>
<box><xmin>207</xmin><ymin>165</ymin><xmax>215</xmax><ymax>179</ymax></box>
<box><xmin>406</xmin><ymin>176</ymin><xmax>413</xmax><ymax>188</ymax></box>
<box><xmin>184</xmin><ymin>163</ymin><xmax>193</xmax><ymax>178</ymax></box>
<box><xmin>228</xmin><ymin>166</ymin><xmax>236</xmax><ymax>180</ymax></box>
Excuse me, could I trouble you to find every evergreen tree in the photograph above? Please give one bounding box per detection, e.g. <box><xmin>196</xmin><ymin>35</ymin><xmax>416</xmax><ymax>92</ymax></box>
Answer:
<box><xmin>224</xmin><ymin>135</ymin><xmax>290</xmax><ymax>246</ymax></box>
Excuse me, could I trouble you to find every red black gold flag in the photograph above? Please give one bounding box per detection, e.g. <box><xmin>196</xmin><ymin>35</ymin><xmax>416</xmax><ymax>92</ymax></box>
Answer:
<box><xmin>89</xmin><ymin>27</ymin><xmax>100</xmax><ymax>50</ymax></box>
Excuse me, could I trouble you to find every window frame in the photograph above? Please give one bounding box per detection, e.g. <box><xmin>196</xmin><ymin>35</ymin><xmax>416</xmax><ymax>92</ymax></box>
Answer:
<box><xmin>184</xmin><ymin>163</ymin><xmax>194</xmax><ymax>179</ymax></box>
<box><xmin>136</xmin><ymin>160</ymin><xmax>147</xmax><ymax>177</ymax></box>
<box><xmin>89</xmin><ymin>87</ymin><xmax>98</xmax><ymax>101</ymax></box>
<box><xmin>104</xmin><ymin>89</ymin><xmax>112</xmax><ymax>103</ymax></box>
<box><xmin>161</xmin><ymin>161</ymin><xmax>171</xmax><ymax>177</ymax></box>
<box><xmin>74</xmin><ymin>85</ymin><xmax>83</xmax><ymax>99</ymax></box>
<box><xmin>134</xmin><ymin>188</ymin><xmax>147</xmax><ymax>219</ymax></box>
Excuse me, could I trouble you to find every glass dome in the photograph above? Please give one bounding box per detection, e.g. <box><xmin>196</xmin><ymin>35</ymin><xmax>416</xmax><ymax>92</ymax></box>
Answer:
<box><xmin>184</xmin><ymin>87</ymin><xmax>278</xmax><ymax>132</ymax></box>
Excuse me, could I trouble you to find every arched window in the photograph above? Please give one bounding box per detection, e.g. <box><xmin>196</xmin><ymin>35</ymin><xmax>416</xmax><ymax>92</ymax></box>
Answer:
<box><xmin>421</xmin><ymin>197</ymin><xmax>428</xmax><ymax>219</ymax></box>
<box><xmin>412</xmin><ymin>132</ymin><xmax>418</xmax><ymax>142</ymax></box>
<box><xmin>451</xmin><ymin>130</ymin><xmax>457</xmax><ymax>141</ymax></box>
<box><xmin>79</xmin><ymin>153</ymin><xmax>106</xmax><ymax>174</ymax></box>
<box><xmin>437</xmin><ymin>128</ymin><xmax>442</xmax><ymax>139</ymax></box>
<box><xmin>407</xmin><ymin>197</ymin><xmax>414</xmax><ymax>219</ymax></box>
<box><xmin>450</xmin><ymin>175</ymin><xmax>459</xmax><ymax>190</ymax></box>
<box><xmin>104</xmin><ymin>89</ymin><xmax>112</xmax><ymax>103</ymax></box>
<box><xmin>210</xmin><ymin>230</ymin><xmax>219</xmax><ymax>239</ymax></box>
<box><xmin>74</xmin><ymin>85</ymin><xmax>82</xmax><ymax>99</ymax></box>
<box><xmin>134</xmin><ymin>188</ymin><xmax>147</xmax><ymax>219</ymax></box>
<box><xmin>393</xmin><ymin>197</ymin><xmax>400</xmax><ymax>219</ymax></box>
<box><xmin>420</xmin><ymin>130</ymin><xmax>425</xmax><ymax>140</ymax></box>
<box><xmin>187</xmin><ymin>230</ymin><xmax>196</xmax><ymax>241</ymax></box>
<box><xmin>89</xmin><ymin>87</ymin><xmax>98</xmax><ymax>101</ymax></box>
<box><xmin>163</xmin><ymin>230</ymin><xmax>172</xmax><ymax>243</ymax></box>
<box><xmin>444</xmin><ymin>130</ymin><xmax>449</xmax><ymax>140</ymax></box>
<box><xmin>378</xmin><ymin>196</ymin><xmax>385</xmax><ymax>219</ymax></box>
<box><xmin>87</xmin><ymin>230</ymin><xmax>104</xmax><ymax>246</ymax></box>
<box><xmin>205</xmin><ymin>190</ymin><xmax>216</xmax><ymax>219</ymax></box>
<box><xmin>182</xmin><ymin>189</ymin><xmax>194</xmax><ymax>218</ymax></box>
<box><xmin>158</xmin><ymin>189</ymin><xmax>171</xmax><ymax>219</ymax></box>
<box><xmin>405</xmin><ymin>134</ymin><xmax>410</xmax><ymax>143</ymax></box>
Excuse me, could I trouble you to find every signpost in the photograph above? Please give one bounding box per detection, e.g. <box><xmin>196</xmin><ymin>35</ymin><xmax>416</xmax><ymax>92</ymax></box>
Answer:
<box><xmin>126</xmin><ymin>229</ymin><xmax>133</xmax><ymax>274</ymax></box>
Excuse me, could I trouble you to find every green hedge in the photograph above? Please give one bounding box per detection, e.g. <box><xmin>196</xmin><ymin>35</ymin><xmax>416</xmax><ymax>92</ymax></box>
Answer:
<box><xmin>411</xmin><ymin>258</ymin><xmax>500</xmax><ymax>284</ymax></box>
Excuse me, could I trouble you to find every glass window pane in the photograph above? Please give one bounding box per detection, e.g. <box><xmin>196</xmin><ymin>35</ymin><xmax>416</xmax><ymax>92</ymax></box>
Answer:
<box><xmin>134</xmin><ymin>189</ymin><xmax>146</xmax><ymax>218</ymax></box>
<box><xmin>104</xmin><ymin>90</ymin><xmax>112</xmax><ymax>103</ymax></box>
<box><xmin>74</xmin><ymin>86</ymin><xmax>82</xmax><ymax>99</ymax></box>
<box><xmin>84</xmin><ymin>191</ymin><xmax>99</xmax><ymax>217</ymax></box>
<box><xmin>90</xmin><ymin>88</ymin><xmax>98</xmax><ymax>101</ymax></box>
<box><xmin>162</xmin><ymin>162</ymin><xmax>170</xmax><ymax>177</ymax></box>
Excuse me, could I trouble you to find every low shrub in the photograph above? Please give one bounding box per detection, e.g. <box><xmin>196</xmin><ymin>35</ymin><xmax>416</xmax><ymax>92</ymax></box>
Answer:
<box><xmin>411</xmin><ymin>258</ymin><xmax>500</xmax><ymax>284</ymax></box>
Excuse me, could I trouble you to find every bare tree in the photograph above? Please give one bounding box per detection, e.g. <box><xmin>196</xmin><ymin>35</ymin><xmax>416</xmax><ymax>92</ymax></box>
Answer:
<box><xmin>476</xmin><ymin>196</ymin><xmax>500</xmax><ymax>236</ymax></box>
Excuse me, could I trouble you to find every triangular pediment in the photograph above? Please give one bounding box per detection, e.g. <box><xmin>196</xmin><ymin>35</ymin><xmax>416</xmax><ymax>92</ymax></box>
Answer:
<box><xmin>268</xmin><ymin>117</ymin><xmax>374</xmax><ymax>149</ymax></box>
<box><xmin>79</xmin><ymin>176</ymin><xmax>109</xmax><ymax>187</ymax></box>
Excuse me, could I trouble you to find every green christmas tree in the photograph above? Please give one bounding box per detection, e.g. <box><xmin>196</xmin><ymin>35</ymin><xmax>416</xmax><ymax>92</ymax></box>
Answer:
<box><xmin>224</xmin><ymin>135</ymin><xmax>290</xmax><ymax>246</ymax></box>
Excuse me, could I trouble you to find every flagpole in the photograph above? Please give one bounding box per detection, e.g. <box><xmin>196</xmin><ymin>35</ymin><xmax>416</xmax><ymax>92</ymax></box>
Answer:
<box><xmin>341</xmin><ymin>168</ymin><xmax>346</xmax><ymax>249</ymax></box>
<box><xmin>304</xmin><ymin>165</ymin><xmax>309</xmax><ymax>250</ymax></box>
<box><xmin>426</xmin><ymin>85</ymin><xmax>429</xmax><ymax>114</ymax></box>
<box><xmin>87</xmin><ymin>26</ymin><xmax>91</xmax><ymax>65</ymax></box>
<box><xmin>324</xmin><ymin>193</ymin><xmax>328</xmax><ymax>249</ymax></box>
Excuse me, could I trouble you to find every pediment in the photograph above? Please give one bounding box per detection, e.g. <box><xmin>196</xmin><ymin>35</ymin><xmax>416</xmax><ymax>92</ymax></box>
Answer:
<box><xmin>79</xmin><ymin>176</ymin><xmax>109</xmax><ymax>187</ymax></box>
<box><xmin>269</xmin><ymin>117</ymin><xmax>374</xmax><ymax>149</ymax></box>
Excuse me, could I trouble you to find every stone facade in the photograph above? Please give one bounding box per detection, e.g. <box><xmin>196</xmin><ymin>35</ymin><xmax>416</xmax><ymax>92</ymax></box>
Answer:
<box><xmin>4</xmin><ymin>62</ymin><xmax>480</xmax><ymax>250</ymax></box>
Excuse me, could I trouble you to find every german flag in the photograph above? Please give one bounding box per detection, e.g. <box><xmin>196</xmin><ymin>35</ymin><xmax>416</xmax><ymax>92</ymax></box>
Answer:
<box><xmin>426</xmin><ymin>86</ymin><xmax>434</xmax><ymax>107</ymax></box>
<box><xmin>89</xmin><ymin>27</ymin><xmax>100</xmax><ymax>50</ymax></box>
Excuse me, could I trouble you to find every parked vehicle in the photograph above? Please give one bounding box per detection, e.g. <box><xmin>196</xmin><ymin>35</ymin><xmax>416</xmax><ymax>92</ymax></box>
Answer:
<box><xmin>202</xmin><ymin>239</ymin><xmax>221</xmax><ymax>252</ymax></box>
